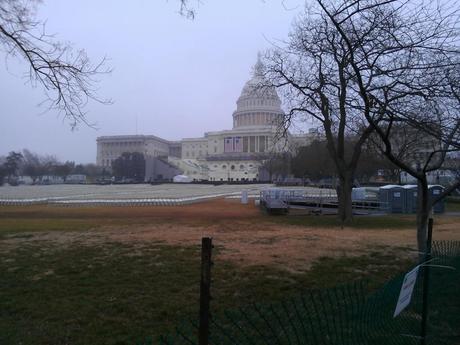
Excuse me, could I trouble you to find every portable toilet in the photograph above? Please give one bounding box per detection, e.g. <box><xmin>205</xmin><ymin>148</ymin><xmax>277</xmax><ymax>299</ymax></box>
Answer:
<box><xmin>402</xmin><ymin>185</ymin><xmax>418</xmax><ymax>214</ymax></box>
<box><xmin>428</xmin><ymin>185</ymin><xmax>445</xmax><ymax>213</ymax></box>
<box><xmin>241</xmin><ymin>190</ymin><xmax>248</xmax><ymax>204</ymax></box>
<box><xmin>379</xmin><ymin>185</ymin><xmax>405</xmax><ymax>213</ymax></box>
<box><xmin>352</xmin><ymin>187</ymin><xmax>366</xmax><ymax>201</ymax></box>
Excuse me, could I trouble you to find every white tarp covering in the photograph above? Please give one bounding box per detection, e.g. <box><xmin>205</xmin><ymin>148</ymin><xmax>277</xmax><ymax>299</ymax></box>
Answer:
<box><xmin>173</xmin><ymin>175</ymin><xmax>193</xmax><ymax>183</ymax></box>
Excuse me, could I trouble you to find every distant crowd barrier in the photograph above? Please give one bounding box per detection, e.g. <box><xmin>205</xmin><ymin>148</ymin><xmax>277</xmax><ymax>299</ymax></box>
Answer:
<box><xmin>0</xmin><ymin>192</ymin><xmax>241</xmax><ymax>207</ymax></box>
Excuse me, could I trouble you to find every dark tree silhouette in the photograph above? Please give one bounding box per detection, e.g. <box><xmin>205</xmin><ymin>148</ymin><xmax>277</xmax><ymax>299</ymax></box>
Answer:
<box><xmin>286</xmin><ymin>0</ymin><xmax>460</xmax><ymax>253</ymax></box>
<box><xmin>112</xmin><ymin>152</ymin><xmax>146</xmax><ymax>182</ymax></box>
<box><xmin>265</xmin><ymin>3</ymin><xmax>377</xmax><ymax>223</ymax></box>
<box><xmin>3</xmin><ymin>151</ymin><xmax>23</xmax><ymax>183</ymax></box>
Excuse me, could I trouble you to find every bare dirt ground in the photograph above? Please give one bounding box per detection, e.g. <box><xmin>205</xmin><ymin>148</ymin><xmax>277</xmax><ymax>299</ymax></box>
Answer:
<box><xmin>104</xmin><ymin>218</ymin><xmax>460</xmax><ymax>271</ymax></box>
<box><xmin>1</xmin><ymin>199</ymin><xmax>459</xmax><ymax>271</ymax></box>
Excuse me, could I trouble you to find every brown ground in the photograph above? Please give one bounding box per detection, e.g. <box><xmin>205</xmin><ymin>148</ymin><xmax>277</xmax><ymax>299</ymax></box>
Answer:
<box><xmin>1</xmin><ymin>198</ymin><xmax>459</xmax><ymax>271</ymax></box>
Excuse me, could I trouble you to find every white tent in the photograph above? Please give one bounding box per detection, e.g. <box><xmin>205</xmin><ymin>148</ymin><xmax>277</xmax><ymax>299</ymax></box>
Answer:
<box><xmin>173</xmin><ymin>175</ymin><xmax>193</xmax><ymax>183</ymax></box>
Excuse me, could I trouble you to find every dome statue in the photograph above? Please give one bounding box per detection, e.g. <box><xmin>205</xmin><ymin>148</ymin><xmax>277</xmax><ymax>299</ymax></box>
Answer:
<box><xmin>232</xmin><ymin>54</ymin><xmax>284</xmax><ymax>129</ymax></box>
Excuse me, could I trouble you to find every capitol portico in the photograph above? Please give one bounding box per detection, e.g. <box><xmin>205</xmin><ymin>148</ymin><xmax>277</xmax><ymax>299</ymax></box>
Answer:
<box><xmin>96</xmin><ymin>56</ymin><xmax>309</xmax><ymax>181</ymax></box>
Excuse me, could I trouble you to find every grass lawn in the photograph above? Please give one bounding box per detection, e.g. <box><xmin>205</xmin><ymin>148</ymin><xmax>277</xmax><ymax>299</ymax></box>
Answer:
<box><xmin>0</xmin><ymin>202</ymin><xmax>457</xmax><ymax>344</ymax></box>
<box><xmin>0</xmin><ymin>240</ymin><xmax>414</xmax><ymax>345</ymax></box>
<box><xmin>273</xmin><ymin>213</ymin><xmax>417</xmax><ymax>229</ymax></box>
<box><xmin>445</xmin><ymin>197</ymin><xmax>460</xmax><ymax>212</ymax></box>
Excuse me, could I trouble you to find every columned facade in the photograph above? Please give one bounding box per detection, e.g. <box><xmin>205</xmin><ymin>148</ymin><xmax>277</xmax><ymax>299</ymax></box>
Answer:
<box><xmin>96</xmin><ymin>135</ymin><xmax>170</xmax><ymax>168</ymax></box>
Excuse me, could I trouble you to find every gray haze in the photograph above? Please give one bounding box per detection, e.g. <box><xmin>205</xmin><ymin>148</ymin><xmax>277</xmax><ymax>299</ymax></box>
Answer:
<box><xmin>0</xmin><ymin>0</ymin><xmax>304</xmax><ymax>164</ymax></box>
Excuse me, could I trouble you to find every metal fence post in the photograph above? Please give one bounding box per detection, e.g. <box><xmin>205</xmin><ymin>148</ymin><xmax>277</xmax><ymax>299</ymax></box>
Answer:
<box><xmin>420</xmin><ymin>218</ymin><xmax>433</xmax><ymax>345</ymax></box>
<box><xmin>199</xmin><ymin>237</ymin><xmax>213</xmax><ymax>345</ymax></box>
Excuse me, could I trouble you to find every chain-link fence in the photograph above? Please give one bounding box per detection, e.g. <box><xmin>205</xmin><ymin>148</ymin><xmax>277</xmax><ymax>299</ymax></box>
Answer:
<box><xmin>155</xmin><ymin>240</ymin><xmax>460</xmax><ymax>345</ymax></box>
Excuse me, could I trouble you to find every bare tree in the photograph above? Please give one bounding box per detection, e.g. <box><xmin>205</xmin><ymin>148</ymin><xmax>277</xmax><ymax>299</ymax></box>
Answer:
<box><xmin>0</xmin><ymin>0</ymin><xmax>110</xmax><ymax>128</ymax></box>
<box><xmin>265</xmin><ymin>3</ymin><xmax>376</xmax><ymax>223</ymax></box>
<box><xmin>21</xmin><ymin>149</ymin><xmax>41</xmax><ymax>183</ymax></box>
<box><xmin>21</xmin><ymin>149</ymin><xmax>61</xmax><ymax>183</ymax></box>
<box><xmin>309</xmin><ymin>0</ymin><xmax>460</xmax><ymax>253</ymax></box>
<box><xmin>177</xmin><ymin>0</ymin><xmax>199</xmax><ymax>19</ymax></box>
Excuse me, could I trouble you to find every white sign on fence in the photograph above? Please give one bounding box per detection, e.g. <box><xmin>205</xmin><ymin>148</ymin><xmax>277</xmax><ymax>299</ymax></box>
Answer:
<box><xmin>393</xmin><ymin>265</ymin><xmax>420</xmax><ymax>317</ymax></box>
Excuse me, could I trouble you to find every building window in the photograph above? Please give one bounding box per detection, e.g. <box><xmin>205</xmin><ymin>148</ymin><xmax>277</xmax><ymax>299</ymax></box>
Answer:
<box><xmin>222</xmin><ymin>165</ymin><xmax>227</xmax><ymax>169</ymax></box>
<box><xmin>231</xmin><ymin>165</ymin><xmax>235</xmax><ymax>170</ymax></box>
<box><xmin>239</xmin><ymin>164</ymin><xmax>244</xmax><ymax>170</ymax></box>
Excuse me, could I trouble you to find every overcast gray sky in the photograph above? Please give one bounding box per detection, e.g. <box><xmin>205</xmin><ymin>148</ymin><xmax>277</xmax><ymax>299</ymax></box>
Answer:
<box><xmin>0</xmin><ymin>0</ymin><xmax>304</xmax><ymax>164</ymax></box>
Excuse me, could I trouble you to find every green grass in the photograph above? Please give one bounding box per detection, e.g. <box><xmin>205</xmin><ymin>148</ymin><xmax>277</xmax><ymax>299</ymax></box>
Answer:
<box><xmin>0</xmin><ymin>242</ymin><xmax>201</xmax><ymax>345</ymax></box>
<box><xmin>0</xmin><ymin>240</ymin><xmax>415</xmax><ymax>345</ymax></box>
<box><xmin>272</xmin><ymin>214</ymin><xmax>417</xmax><ymax>229</ymax></box>
<box><xmin>445</xmin><ymin>197</ymin><xmax>460</xmax><ymax>212</ymax></box>
<box><xmin>0</xmin><ymin>217</ymin><xmax>96</xmax><ymax>234</ymax></box>
<box><xmin>0</xmin><ymin>207</ymin><xmax>181</xmax><ymax>238</ymax></box>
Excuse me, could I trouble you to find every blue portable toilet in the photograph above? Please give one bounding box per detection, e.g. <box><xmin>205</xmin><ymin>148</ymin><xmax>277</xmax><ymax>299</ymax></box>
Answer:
<box><xmin>428</xmin><ymin>185</ymin><xmax>445</xmax><ymax>213</ymax></box>
<box><xmin>402</xmin><ymin>185</ymin><xmax>418</xmax><ymax>214</ymax></box>
<box><xmin>379</xmin><ymin>185</ymin><xmax>405</xmax><ymax>213</ymax></box>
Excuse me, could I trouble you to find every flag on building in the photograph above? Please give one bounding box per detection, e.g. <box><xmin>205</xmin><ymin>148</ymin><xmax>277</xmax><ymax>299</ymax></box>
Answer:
<box><xmin>224</xmin><ymin>137</ymin><xmax>234</xmax><ymax>152</ymax></box>
<box><xmin>234</xmin><ymin>137</ymin><xmax>243</xmax><ymax>152</ymax></box>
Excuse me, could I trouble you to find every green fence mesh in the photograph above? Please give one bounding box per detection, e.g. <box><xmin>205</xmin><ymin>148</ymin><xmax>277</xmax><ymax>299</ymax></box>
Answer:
<box><xmin>157</xmin><ymin>241</ymin><xmax>460</xmax><ymax>345</ymax></box>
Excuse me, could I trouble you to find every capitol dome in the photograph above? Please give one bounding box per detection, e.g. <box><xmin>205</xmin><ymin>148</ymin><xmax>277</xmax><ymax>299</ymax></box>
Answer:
<box><xmin>232</xmin><ymin>55</ymin><xmax>284</xmax><ymax>129</ymax></box>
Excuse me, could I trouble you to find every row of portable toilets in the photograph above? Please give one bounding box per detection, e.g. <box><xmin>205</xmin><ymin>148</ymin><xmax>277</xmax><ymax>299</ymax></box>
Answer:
<box><xmin>378</xmin><ymin>184</ymin><xmax>445</xmax><ymax>214</ymax></box>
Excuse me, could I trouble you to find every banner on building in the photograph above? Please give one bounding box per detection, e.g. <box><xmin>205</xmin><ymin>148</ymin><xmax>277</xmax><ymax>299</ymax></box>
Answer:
<box><xmin>224</xmin><ymin>137</ymin><xmax>243</xmax><ymax>153</ymax></box>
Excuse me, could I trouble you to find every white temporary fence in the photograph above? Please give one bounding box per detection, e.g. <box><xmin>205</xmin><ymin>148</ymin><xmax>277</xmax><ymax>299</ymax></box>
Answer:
<box><xmin>0</xmin><ymin>192</ymin><xmax>242</xmax><ymax>207</ymax></box>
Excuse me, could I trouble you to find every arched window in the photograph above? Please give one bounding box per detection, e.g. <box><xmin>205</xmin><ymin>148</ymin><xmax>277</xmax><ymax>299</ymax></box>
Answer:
<box><xmin>231</xmin><ymin>165</ymin><xmax>235</xmax><ymax>170</ymax></box>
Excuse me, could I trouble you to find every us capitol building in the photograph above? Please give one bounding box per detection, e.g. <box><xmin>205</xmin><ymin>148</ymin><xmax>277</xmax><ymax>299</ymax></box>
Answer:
<box><xmin>96</xmin><ymin>57</ymin><xmax>311</xmax><ymax>182</ymax></box>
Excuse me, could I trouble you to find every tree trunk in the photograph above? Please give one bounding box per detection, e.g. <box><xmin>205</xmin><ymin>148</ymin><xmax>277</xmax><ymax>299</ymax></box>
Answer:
<box><xmin>417</xmin><ymin>178</ymin><xmax>430</xmax><ymax>258</ymax></box>
<box><xmin>337</xmin><ymin>173</ymin><xmax>354</xmax><ymax>224</ymax></box>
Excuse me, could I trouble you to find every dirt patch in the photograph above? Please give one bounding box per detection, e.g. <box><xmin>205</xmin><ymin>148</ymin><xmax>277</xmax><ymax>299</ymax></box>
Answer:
<box><xmin>0</xmin><ymin>198</ymin><xmax>264</xmax><ymax>223</ymax></box>
<box><xmin>3</xmin><ymin>220</ymin><xmax>459</xmax><ymax>272</ymax></box>
<box><xmin>104</xmin><ymin>222</ymin><xmax>459</xmax><ymax>271</ymax></box>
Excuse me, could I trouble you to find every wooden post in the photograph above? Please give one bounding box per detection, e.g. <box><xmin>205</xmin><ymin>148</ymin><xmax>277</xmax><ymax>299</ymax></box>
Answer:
<box><xmin>420</xmin><ymin>218</ymin><xmax>433</xmax><ymax>345</ymax></box>
<box><xmin>199</xmin><ymin>237</ymin><xmax>213</xmax><ymax>345</ymax></box>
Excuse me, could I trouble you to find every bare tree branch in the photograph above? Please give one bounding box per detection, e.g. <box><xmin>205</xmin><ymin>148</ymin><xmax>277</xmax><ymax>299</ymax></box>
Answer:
<box><xmin>314</xmin><ymin>0</ymin><xmax>460</xmax><ymax>253</ymax></box>
<box><xmin>0</xmin><ymin>0</ymin><xmax>111</xmax><ymax>129</ymax></box>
